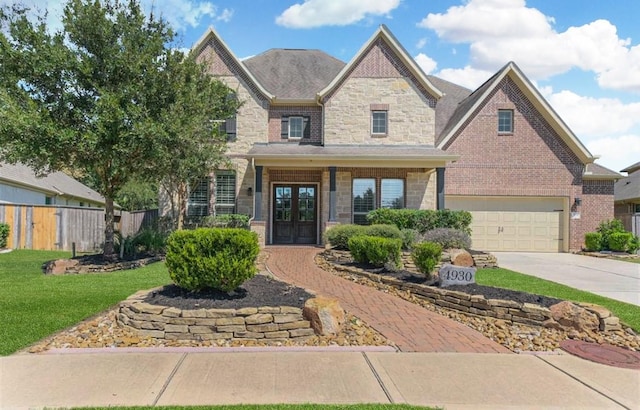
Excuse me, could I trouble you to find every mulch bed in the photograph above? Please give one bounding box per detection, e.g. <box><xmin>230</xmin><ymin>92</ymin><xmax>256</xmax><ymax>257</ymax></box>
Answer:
<box><xmin>144</xmin><ymin>274</ymin><xmax>314</xmax><ymax>310</ymax></box>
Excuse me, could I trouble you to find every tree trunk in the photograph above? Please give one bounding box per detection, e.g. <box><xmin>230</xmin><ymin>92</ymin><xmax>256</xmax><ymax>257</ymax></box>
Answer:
<box><xmin>104</xmin><ymin>196</ymin><xmax>116</xmax><ymax>256</ymax></box>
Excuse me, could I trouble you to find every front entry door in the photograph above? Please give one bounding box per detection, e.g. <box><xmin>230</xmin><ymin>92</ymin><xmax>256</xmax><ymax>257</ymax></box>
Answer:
<box><xmin>273</xmin><ymin>185</ymin><xmax>317</xmax><ymax>244</ymax></box>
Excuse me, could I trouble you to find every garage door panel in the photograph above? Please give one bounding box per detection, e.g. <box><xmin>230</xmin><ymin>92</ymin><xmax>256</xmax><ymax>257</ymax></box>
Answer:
<box><xmin>447</xmin><ymin>196</ymin><xmax>564</xmax><ymax>252</ymax></box>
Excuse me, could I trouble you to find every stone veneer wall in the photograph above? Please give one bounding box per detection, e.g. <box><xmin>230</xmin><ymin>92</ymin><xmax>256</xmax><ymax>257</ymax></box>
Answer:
<box><xmin>117</xmin><ymin>290</ymin><xmax>315</xmax><ymax>342</ymax></box>
<box><xmin>327</xmin><ymin>263</ymin><xmax>620</xmax><ymax>332</ymax></box>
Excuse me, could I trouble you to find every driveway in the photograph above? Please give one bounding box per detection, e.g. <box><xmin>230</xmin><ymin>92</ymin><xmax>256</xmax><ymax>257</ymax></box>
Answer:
<box><xmin>493</xmin><ymin>252</ymin><xmax>640</xmax><ymax>306</ymax></box>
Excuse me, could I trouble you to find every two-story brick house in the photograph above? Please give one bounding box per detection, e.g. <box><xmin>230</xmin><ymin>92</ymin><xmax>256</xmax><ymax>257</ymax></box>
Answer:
<box><xmin>179</xmin><ymin>24</ymin><xmax>618</xmax><ymax>252</ymax></box>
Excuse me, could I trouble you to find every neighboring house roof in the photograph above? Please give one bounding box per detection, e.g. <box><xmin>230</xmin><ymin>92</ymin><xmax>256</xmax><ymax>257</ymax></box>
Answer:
<box><xmin>620</xmin><ymin>161</ymin><xmax>640</xmax><ymax>174</ymax></box>
<box><xmin>244</xmin><ymin>143</ymin><xmax>458</xmax><ymax>168</ymax></box>
<box><xmin>0</xmin><ymin>162</ymin><xmax>105</xmax><ymax>205</ymax></box>
<box><xmin>435</xmin><ymin>61</ymin><xmax>595</xmax><ymax>164</ymax></box>
<box><xmin>583</xmin><ymin>163</ymin><xmax>622</xmax><ymax>180</ymax></box>
<box><xmin>616</xmin><ymin>161</ymin><xmax>640</xmax><ymax>203</ymax></box>
<box><xmin>244</xmin><ymin>49</ymin><xmax>345</xmax><ymax>100</ymax></box>
<box><xmin>615</xmin><ymin>171</ymin><xmax>640</xmax><ymax>203</ymax></box>
<box><xmin>318</xmin><ymin>24</ymin><xmax>443</xmax><ymax>101</ymax></box>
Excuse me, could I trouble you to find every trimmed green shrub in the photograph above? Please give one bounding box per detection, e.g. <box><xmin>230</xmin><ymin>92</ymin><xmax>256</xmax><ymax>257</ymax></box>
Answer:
<box><xmin>584</xmin><ymin>232</ymin><xmax>602</xmax><ymax>252</ymax></box>
<box><xmin>629</xmin><ymin>235</ymin><xmax>640</xmax><ymax>253</ymax></box>
<box><xmin>422</xmin><ymin>228</ymin><xmax>471</xmax><ymax>250</ymax></box>
<box><xmin>608</xmin><ymin>231</ymin><xmax>633</xmax><ymax>252</ymax></box>
<box><xmin>165</xmin><ymin>228</ymin><xmax>259</xmax><ymax>292</ymax></box>
<box><xmin>400</xmin><ymin>228</ymin><xmax>419</xmax><ymax>250</ymax></box>
<box><xmin>364</xmin><ymin>224</ymin><xmax>402</xmax><ymax>240</ymax></box>
<box><xmin>0</xmin><ymin>223</ymin><xmax>9</xmax><ymax>248</ymax></box>
<box><xmin>411</xmin><ymin>242</ymin><xmax>442</xmax><ymax>279</ymax></box>
<box><xmin>324</xmin><ymin>224</ymin><xmax>367</xmax><ymax>249</ymax></box>
<box><xmin>366</xmin><ymin>208</ymin><xmax>472</xmax><ymax>235</ymax></box>
<box><xmin>201</xmin><ymin>214</ymin><xmax>250</xmax><ymax>229</ymax></box>
<box><xmin>596</xmin><ymin>219</ymin><xmax>626</xmax><ymax>251</ymax></box>
<box><xmin>348</xmin><ymin>235</ymin><xmax>402</xmax><ymax>268</ymax></box>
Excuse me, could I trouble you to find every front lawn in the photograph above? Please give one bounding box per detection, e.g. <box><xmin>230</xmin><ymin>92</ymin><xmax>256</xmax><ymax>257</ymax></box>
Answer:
<box><xmin>476</xmin><ymin>268</ymin><xmax>640</xmax><ymax>332</ymax></box>
<box><xmin>0</xmin><ymin>250</ymin><xmax>170</xmax><ymax>356</ymax></box>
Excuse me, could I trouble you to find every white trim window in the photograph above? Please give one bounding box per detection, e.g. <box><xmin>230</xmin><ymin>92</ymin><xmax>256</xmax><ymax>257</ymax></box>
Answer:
<box><xmin>281</xmin><ymin>116</ymin><xmax>310</xmax><ymax>139</ymax></box>
<box><xmin>187</xmin><ymin>178</ymin><xmax>210</xmax><ymax>217</ymax></box>
<box><xmin>498</xmin><ymin>109</ymin><xmax>513</xmax><ymax>133</ymax></box>
<box><xmin>215</xmin><ymin>170</ymin><xmax>236</xmax><ymax>215</ymax></box>
<box><xmin>352</xmin><ymin>178</ymin><xmax>405</xmax><ymax>225</ymax></box>
<box><xmin>371</xmin><ymin>111</ymin><xmax>388</xmax><ymax>135</ymax></box>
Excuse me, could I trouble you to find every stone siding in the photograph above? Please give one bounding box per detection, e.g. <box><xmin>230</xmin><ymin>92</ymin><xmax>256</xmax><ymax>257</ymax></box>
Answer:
<box><xmin>117</xmin><ymin>291</ymin><xmax>315</xmax><ymax>342</ymax></box>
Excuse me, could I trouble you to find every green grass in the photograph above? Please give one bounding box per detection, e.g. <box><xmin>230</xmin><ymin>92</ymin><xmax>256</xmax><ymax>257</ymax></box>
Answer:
<box><xmin>74</xmin><ymin>405</ymin><xmax>436</xmax><ymax>410</ymax></box>
<box><xmin>476</xmin><ymin>267</ymin><xmax>640</xmax><ymax>332</ymax></box>
<box><xmin>0</xmin><ymin>249</ymin><xmax>170</xmax><ymax>356</ymax></box>
<box><xmin>611</xmin><ymin>256</ymin><xmax>640</xmax><ymax>264</ymax></box>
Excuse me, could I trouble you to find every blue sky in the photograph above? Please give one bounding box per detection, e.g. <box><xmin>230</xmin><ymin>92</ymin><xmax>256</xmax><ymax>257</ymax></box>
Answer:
<box><xmin>5</xmin><ymin>0</ymin><xmax>640</xmax><ymax>172</ymax></box>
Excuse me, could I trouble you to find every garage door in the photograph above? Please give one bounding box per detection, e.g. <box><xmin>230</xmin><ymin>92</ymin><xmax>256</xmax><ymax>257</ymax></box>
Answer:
<box><xmin>446</xmin><ymin>197</ymin><xmax>565</xmax><ymax>252</ymax></box>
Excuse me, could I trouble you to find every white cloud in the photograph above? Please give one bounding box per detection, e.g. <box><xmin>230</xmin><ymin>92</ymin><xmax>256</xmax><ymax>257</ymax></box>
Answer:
<box><xmin>418</xmin><ymin>0</ymin><xmax>640</xmax><ymax>92</ymax></box>
<box><xmin>435</xmin><ymin>66</ymin><xmax>493</xmax><ymax>90</ymax></box>
<box><xmin>0</xmin><ymin>1</ymin><xmax>225</xmax><ymax>34</ymax></box>
<box><xmin>276</xmin><ymin>0</ymin><xmax>400</xmax><ymax>28</ymax></box>
<box><xmin>587</xmin><ymin>135</ymin><xmax>640</xmax><ymax>172</ymax></box>
<box><xmin>414</xmin><ymin>53</ymin><xmax>437</xmax><ymax>74</ymax></box>
<box><xmin>416</xmin><ymin>37</ymin><xmax>427</xmax><ymax>49</ymax></box>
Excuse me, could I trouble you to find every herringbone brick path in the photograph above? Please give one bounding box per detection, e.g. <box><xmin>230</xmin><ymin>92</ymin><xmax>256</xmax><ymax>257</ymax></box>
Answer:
<box><xmin>265</xmin><ymin>246</ymin><xmax>510</xmax><ymax>353</ymax></box>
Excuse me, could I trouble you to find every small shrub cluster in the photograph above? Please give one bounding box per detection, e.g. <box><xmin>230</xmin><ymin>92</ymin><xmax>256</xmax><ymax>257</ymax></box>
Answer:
<box><xmin>0</xmin><ymin>222</ymin><xmax>9</xmax><ymax>248</ymax></box>
<box><xmin>421</xmin><ymin>228</ymin><xmax>471</xmax><ymax>250</ymax></box>
<box><xmin>366</xmin><ymin>208</ymin><xmax>472</xmax><ymax>235</ymax></box>
<box><xmin>165</xmin><ymin>228</ymin><xmax>259</xmax><ymax>292</ymax></box>
<box><xmin>348</xmin><ymin>235</ymin><xmax>402</xmax><ymax>268</ymax></box>
<box><xmin>116</xmin><ymin>227</ymin><xmax>168</xmax><ymax>258</ymax></box>
<box><xmin>200</xmin><ymin>214</ymin><xmax>250</xmax><ymax>229</ymax></box>
<box><xmin>324</xmin><ymin>224</ymin><xmax>401</xmax><ymax>249</ymax></box>
<box><xmin>400</xmin><ymin>228</ymin><xmax>419</xmax><ymax>250</ymax></box>
<box><xmin>411</xmin><ymin>242</ymin><xmax>443</xmax><ymax>279</ymax></box>
<box><xmin>584</xmin><ymin>219</ymin><xmax>640</xmax><ymax>253</ymax></box>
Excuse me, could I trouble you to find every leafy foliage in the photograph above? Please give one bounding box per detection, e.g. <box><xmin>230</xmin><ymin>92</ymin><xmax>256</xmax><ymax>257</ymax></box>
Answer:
<box><xmin>324</xmin><ymin>224</ymin><xmax>402</xmax><ymax>250</ymax></box>
<box><xmin>421</xmin><ymin>228</ymin><xmax>472</xmax><ymax>250</ymax></box>
<box><xmin>366</xmin><ymin>209</ymin><xmax>472</xmax><ymax>235</ymax></box>
<box><xmin>411</xmin><ymin>242</ymin><xmax>443</xmax><ymax>279</ymax></box>
<box><xmin>584</xmin><ymin>232</ymin><xmax>602</xmax><ymax>252</ymax></box>
<box><xmin>165</xmin><ymin>228</ymin><xmax>259</xmax><ymax>292</ymax></box>
<box><xmin>0</xmin><ymin>223</ymin><xmax>9</xmax><ymax>248</ymax></box>
<box><xmin>115</xmin><ymin>178</ymin><xmax>158</xmax><ymax>211</ymax></box>
<box><xmin>400</xmin><ymin>228</ymin><xmax>419</xmax><ymax>250</ymax></box>
<box><xmin>608</xmin><ymin>232</ymin><xmax>633</xmax><ymax>252</ymax></box>
<box><xmin>200</xmin><ymin>214</ymin><xmax>250</xmax><ymax>229</ymax></box>
<box><xmin>596</xmin><ymin>219</ymin><xmax>626</xmax><ymax>251</ymax></box>
<box><xmin>0</xmin><ymin>1</ymin><xmax>238</xmax><ymax>254</ymax></box>
<box><xmin>348</xmin><ymin>235</ymin><xmax>402</xmax><ymax>268</ymax></box>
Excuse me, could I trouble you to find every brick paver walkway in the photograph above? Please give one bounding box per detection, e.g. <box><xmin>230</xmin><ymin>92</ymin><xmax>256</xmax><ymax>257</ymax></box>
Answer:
<box><xmin>265</xmin><ymin>246</ymin><xmax>510</xmax><ymax>353</ymax></box>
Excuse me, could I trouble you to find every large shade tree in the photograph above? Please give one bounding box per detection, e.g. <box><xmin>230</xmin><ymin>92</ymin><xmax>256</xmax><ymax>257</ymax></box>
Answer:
<box><xmin>0</xmin><ymin>0</ymin><xmax>237</xmax><ymax>255</ymax></box>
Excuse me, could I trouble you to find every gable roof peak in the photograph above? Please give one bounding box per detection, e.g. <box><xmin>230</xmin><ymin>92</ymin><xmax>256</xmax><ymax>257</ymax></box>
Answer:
<box><xmin>318</xmin><ymin>25</ymin><xmax>443</xmax><ymax>100</ymax></box>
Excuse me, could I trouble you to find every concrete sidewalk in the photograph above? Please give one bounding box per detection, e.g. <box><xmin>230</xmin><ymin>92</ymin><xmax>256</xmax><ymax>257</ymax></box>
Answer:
<box><xmin>1</xmin><ymin>349</ymin><xmax>638</xmax><ymax>409</ymax></box>
<box><xmin>494</xmin><ymin>252</ymin><xmax>640</xmax><ymax>306</ymax></box>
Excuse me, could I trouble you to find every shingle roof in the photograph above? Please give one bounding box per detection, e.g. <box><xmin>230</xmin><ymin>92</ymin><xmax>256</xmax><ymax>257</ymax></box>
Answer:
<box><xmin>427</xmin><ymin>75</ymin><xmax>472</xmax><ymax>140</ymax></box>
<box><xmin>615</xmin><ymin>170</ymin><xmax>640</xmax><ymax>202</ymax></box>
<box><xmin>584</xmin><ymin>163</ymin><xmax>622</xmax><ymax>180</ymax></box>
<box><xmin>620</xmin><ymin>161</ymin><xmax>640</xmax><ymax>174</ymax></box>
<box><xmin>0</xmin><ymin>162</ymin><xmax>105</xmax><ymax>205</ymax></box>
<box><xmin>243</xmin><ymin>49</ymin><xmax>345</xmax><ymax>100</ymax></box>
<box><xmin>246</xmin><ymin>143</ymin><xmax>453</xmax><ymax>159</ymax></box>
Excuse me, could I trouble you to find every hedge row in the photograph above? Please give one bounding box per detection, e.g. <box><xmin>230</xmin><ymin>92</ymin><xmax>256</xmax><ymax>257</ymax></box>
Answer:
<box><xmin>366</xmin><ymin>208</ymin><xmax>472</xmax><ymax>235</ymax></box>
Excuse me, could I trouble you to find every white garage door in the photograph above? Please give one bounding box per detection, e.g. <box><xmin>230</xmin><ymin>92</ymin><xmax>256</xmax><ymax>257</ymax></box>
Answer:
<box><xmin>446</xmin><ymin>197</ymin><xmax>565</xmax><ymax>252</ymax></box>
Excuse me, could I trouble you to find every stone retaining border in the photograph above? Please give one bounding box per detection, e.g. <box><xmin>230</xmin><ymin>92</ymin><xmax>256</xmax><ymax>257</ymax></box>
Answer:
<box><xmin>327</xmin><ymin>262</ymin><xmax>621</xmax><ymax>332</ymax></box>
<box><xmin>117</xmin><ymin>289</ymin><xmax>316</xmax><ymax>343</ymax></box>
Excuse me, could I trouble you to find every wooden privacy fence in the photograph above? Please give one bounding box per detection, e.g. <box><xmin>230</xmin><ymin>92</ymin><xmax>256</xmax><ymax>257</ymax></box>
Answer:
<box><xmin>0</xmin><ymin>204</ymin><xmax>158</xmax><ymax>252</ymax></box>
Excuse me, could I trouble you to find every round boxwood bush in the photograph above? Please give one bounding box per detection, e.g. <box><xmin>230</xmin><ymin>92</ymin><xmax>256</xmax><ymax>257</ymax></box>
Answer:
<box><xmin>348</xmin><ymin>235</ymin><xmax>402</xmax><ymax>268</ymax></box>
<box><xmin>411</xmin><ymin>241</ymin><xmax>442</xmax><ymax>279</ymax></box>
<box><xmin>165</xmin><ymin>227</ymin><xmax>259</xmax><ymax>292</ymax></box>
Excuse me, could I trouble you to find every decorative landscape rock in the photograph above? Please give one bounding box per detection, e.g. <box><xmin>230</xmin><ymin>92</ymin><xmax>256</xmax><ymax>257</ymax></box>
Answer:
<box><xmin>43</xmin><ymin>256</ymin><xmax>163</xmax><ymax>274</ymax></box>
<box><xmin>449</xmin><ymin>249</ymin><xmax>474</xmax><ymax>267</ymax></box>
<box><xmin>303</xmin><ymin>296</ymin><xmax>345</xmax><ymax>335</ymax></box>
<box><xmin>546</xmin><ymin>301</ymin><xmax>601</xmax><ymax>333</ymax></box>
<box><xmin>439</xmin><ymin>264</ymin><xmax>476</xmax><ymax>287</ymax></box>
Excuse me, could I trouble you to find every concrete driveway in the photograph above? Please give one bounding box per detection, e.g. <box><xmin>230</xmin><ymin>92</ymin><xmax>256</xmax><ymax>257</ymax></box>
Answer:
<box><xmin>493</xmin><ymin>252</ymin><xmax>640</xmax><ymax>306</ymax></box>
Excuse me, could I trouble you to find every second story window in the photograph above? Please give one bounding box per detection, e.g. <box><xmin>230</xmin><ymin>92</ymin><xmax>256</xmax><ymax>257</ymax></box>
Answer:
<box><xmin>218</xmin><ymin>116</ymin><xmax>236</xmax><ymax>142</ymax></box>
<box><xmin>498</xmin><ymin>109</ymin><xmax>513</xmax><ymax>133</ymax></box>
<box><xmin>371</xmin><ymin>103</ymin><xmax>389</xmax><ymax>136</ymax></box>
<box><xmin>281</xmin><ymin>116</ymin><xmax>310</xmax><ymax>139</ymax></box>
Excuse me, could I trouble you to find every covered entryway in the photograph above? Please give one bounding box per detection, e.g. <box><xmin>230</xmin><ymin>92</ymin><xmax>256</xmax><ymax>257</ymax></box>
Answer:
<box><xmin>447</xmin><ymin>196</ymin><xmax>567</xmax><ymax>252</ymax></box>
<box><xmin>272</xmin><ymin>184</ymin><xmax>317</xmax><ymax>244</ymax></box>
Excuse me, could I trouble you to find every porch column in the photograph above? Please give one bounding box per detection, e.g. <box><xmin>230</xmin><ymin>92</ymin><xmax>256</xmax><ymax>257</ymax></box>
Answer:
<box><xmin>254</xmin><ymin>165</ymin><xmax>263</xmax><ymax>221</ymax></box>
<box><xmin>329</xmin><ymin>166</ymin><xmax>337</xmax><ymax>221</ymax></box>
<box><xmin>436</xmin><ymin>167</ymin><xmax>445</xmax><ymax>210</ymax></box>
